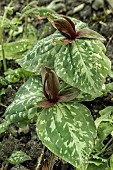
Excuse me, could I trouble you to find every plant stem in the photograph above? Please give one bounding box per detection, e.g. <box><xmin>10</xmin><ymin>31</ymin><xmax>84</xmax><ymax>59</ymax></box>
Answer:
<box><xmin>0</xmin><ymin>103</ymin><xmax>7</xmax><ymax>108</ymax></box>
<box><xmin>0</xmin><ymin>0</ymin><xmax>14</xmax><ymax>71</ymax></box>
<box><xmin>6</xmin><ymin>0</ymin><xmax>29</xmax><ymax>44</ymax></box>
<box><xmin>5</xmin><ymin>13</ymin><xmax>24</xmax><ymax>45</ymax></box>
<box><xmin>1</xmin><ymin>44</ymin><xmax>7</xmax><ymax>71</ymax></box>
<box><xmin>97</xmin><ymin>137</ymin><xmax>113</xmax><ymax>156</ymax></box>
<box><xmin>35</xmin><ymin>146</ymin><xmax>45</xmax><ymax>170</ymax></box>
<box><xmin>5</xmin><ymin>23</ymin><xmax>18</xmax><ymax>44</ymax></box>
<box><xmin>24</xmin><ymin>0</ymin><xmax>29</xmax><ymax>37</ymax></box>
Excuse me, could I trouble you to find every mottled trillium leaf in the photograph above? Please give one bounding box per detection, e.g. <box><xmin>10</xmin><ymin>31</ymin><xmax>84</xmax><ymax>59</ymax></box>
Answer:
<box><xmin>17</xmin><ymin>31</ymin><xmax>65</xmax><ymax>73</ymax></box>
<box><xmin>16</xmin><ymin>16</ymin><xmax>110</xmax><ymax>94</ymax></box>
<box><xmin>16</xmin><ymin>18</ymin><xmax>87</xmax><ymax>73</ymax></box>
<box><xmin>36</xmin><ymin>102</ymin><xmax>96</xmax><ymax>169</ymax></box>
<box><xmin>8</xmin><ymin>150</ymin><xmax>31</xmax><ymax>165</ymax></box>
<box><xmin>4</xmin><ymin>76</ymin><xmax>44</xmax><ymax>127</ymax></box>
<box><xmin>0</xmin><ymin>120</ymin><xmax>11</xmax><ymax>134</ymax></box>
<box><xmin>54</xmin><ymin>39</ymin><xmax>111</xmax><ymax>94</ymax></box>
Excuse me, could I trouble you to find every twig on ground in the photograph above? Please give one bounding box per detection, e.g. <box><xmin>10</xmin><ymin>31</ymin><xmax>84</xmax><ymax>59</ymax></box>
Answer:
<box><xmin>48</xmin><ymin>152</ymin><xmax>57</xmax><ymax>170</ymax></box>
<box><xmin>0</xmin><ymin>103</ymin><xmax>7</xmax><ymax>108</ymax></box>
<box><xmin>35</xmin><ymin>146</ymin><xmax>45</xmax><ymax>170</ymax></box>
<box><xmin>106</xmin><ymin>35</ymin><xmax>113</xmax><ymax>48</ymax></box>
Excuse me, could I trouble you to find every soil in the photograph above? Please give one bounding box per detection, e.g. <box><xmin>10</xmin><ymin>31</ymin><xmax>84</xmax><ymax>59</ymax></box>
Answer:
<box><xmin>0</xmin><ymin>0</ymin><xmax>113</xmax><ymax>170</ymax></box>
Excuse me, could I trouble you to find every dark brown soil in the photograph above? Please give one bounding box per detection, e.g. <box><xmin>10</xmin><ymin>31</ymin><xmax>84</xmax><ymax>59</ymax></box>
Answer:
<box><xmin>0</xmin><ymin>0</ymin><xmax>113</xmax><ymax>170</ymax></box>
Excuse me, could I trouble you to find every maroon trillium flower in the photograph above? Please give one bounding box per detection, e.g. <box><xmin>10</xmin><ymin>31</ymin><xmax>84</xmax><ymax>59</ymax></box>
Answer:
<box><xmin>37</xmin><ymin>66</ymin><xmax>80</xmax><ymax>108</ymax></box>
<box><xmin>54</xmin><ymin>16</ymin><xmax>79</xmax><ymax>40</ymax></box>
<box><xmin>47</xmin><ymin>14</ymin><xmax>106</xmax><ymax>43</ymax></box>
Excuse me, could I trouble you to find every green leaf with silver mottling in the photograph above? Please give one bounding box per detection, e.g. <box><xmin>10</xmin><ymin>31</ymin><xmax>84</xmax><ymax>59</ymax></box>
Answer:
<box><xmin>36</xmin><ymin>102</ymin><xmax>96</xmax><ymax>170</ymax></box>
<box><xmin>17</xmin><ymin>31</ymin><xmax>64</xmax><ymax>73</ymax></box>
<box><xmin>0</xmin><ymin>39</ymin><xmax>30</xmax><ymax>60</ymax></box>
<box><xmin>54</xmin><ymin>39</ymin><xmax>111</xmax><ymax>94</ymax></box>
<box><xmin>0</xmin><ymin>120</ymin><xmax>11</xmax><ymax>134</ymax></box>
<box><xmin>16</xmin><ymin>18</ymin><xmax>87</xmax><ymax>73</ymax></box>
<box><xmin>16</xmin><ymin>16</ymin><xmax>110</xmax><ymax>94</ymax></box>
<box><xmin>4</xmin><ymin>76</ymin><xmax>44</xmax><ymax>126</ymax></box>
<box><xmin>8</xmin><ymin>150</ymin><xmax>31</xmax><ymax>165</ymax></box>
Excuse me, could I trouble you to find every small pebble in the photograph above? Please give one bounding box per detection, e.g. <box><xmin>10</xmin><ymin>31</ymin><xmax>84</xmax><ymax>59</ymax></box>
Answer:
<box><xmin>92</xmin><ymin>0</ymin><xmax>104</xmax><ymax>10</ymax></box>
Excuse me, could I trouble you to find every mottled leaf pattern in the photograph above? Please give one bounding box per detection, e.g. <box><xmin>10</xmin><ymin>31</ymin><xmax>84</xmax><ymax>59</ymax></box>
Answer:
<box><xmin>16</xmin><ymin>18</ymin><xmax>87</xmax><ymax>73</ymax></box>
<box><xmin>16</xmin><ymin>17</ymin><xmax>110</xmax><ymax>94</ymax></box>
<box><xmin>17</xmin><ymin>31</ymin><xmax>64</xmax><ymax>73</ymax></box>
<box><xmin>0</xmin><ymin>120</ymin><xmax>11</xmax><ymax>134</ymax></box>
<box><xmin>4</xmin><ymin>76</ymin><xmax>44</xmax><ymax>125</ymax></box>
<box><xmin>36</xmin><ymin>102</ymin><xmax>96</xmax><ymax>169</ymax></box>
<box><xmin>8</xmin><ymin>151</ymin><xmax>31</xmax><ymax>164</ymax></box>
<box><xmin>54</xmin><ymin>39</ymin><xmax>111</xmax><ymax>94</ymax></box>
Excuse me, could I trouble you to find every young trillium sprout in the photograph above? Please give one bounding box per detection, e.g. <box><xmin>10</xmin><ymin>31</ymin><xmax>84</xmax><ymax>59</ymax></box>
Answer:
<box><xmin>47</xmin><ymin>13</ymin><xmax>106</xmax><ymax>43</ymax></box>
<box><xmin>37</xmin><ymin>66</ymin><xmax>80</xmax><ymax>108</ymax></box>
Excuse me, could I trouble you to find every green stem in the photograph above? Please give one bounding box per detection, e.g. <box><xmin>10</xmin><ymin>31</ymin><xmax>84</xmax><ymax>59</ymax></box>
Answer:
<box><xmin>6</xmin><ymin>13</ymin><xmax>24</xmax><ymax>45</ymax></box>
<box><xmin>0</xmin><ymin>0</ymin><xmax>14</xmax><ymax>71</ymax></box>
<box><xmin>24</xmin><ymin>0</ymin><xmax>29</xmax><ymax>37</ymax></box>
<box><xmin>6</xmin><ymin>0</ymin><xmax>29</xmax><ymax>44</ymax></box>
<box><xmin>97</xmin><ymin>137</ymin><xmax>113</xmax><ymax>156</ymax></box>
<box><xmin>1</xmin><ymin>44</ymin><xmax>7</xmax><ymax>71</ymax></box>
<box><xmin>5</xmin><ymin>23</ymin><xmax>18</xmax><ymax>44</ymax></box>
<box><xmin>24</xmin><ymin>16</ymin><xmax>28</xmax><ymax>37</ymax></box>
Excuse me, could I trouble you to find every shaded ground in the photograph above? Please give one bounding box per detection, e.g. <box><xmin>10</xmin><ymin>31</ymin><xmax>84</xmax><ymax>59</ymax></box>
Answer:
<box><xmin>0</xmin><ymin>0</ymin><xmax>113</xmax><ymax>170</ymax></box>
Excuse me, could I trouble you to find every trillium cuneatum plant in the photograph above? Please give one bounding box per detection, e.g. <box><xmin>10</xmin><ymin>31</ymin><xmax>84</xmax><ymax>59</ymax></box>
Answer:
<box><xmin>16</xmin><ymin>13</ymin><xmax>111</xmax><ymax>95</ymax></box>
<box><xmin>2</xmin><ymin>13</ymin><xmax>111</xmax><ymax>170</ymax></box>
<box><xmin>4</xmin><ymin>66</ymin><xmax>97</xmax><ymax>170</ymax></box>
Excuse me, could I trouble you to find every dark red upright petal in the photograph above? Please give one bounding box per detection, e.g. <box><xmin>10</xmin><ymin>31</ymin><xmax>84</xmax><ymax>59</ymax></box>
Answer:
<box><xmin>41</xmin><ymin>66</ymin><xmax>60</xmax><ymax>102</ymax></box>
<box><xmin>54</xmin><ymin>18</ymin><xmax>77</xmax><ymax>39</ymax></box>
<box><xmin>62</xmin><ymin>15</ymin><xmax>76</xmax><ymax>32</ymax></box>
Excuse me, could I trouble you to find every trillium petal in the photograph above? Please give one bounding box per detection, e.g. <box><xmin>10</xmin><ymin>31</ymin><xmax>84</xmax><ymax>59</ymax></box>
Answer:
<box><xmin>47</xmin><ymin>13</ymin><xmax>77</xmax><ymax>39</ymax></box>
<box><xmin>41</xmin><ymin>66</ymin><xmax>60</xmax><ymax>102</ymax></box>
<box><xmin>62</xmin><ymin>15</ymin><xmax>76</xmax><ymax>32</ymax></box>
<box><xmin>54</xmin><ymin>18</ymin><xmax>76</xmax><ymax>39</ymax></box>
